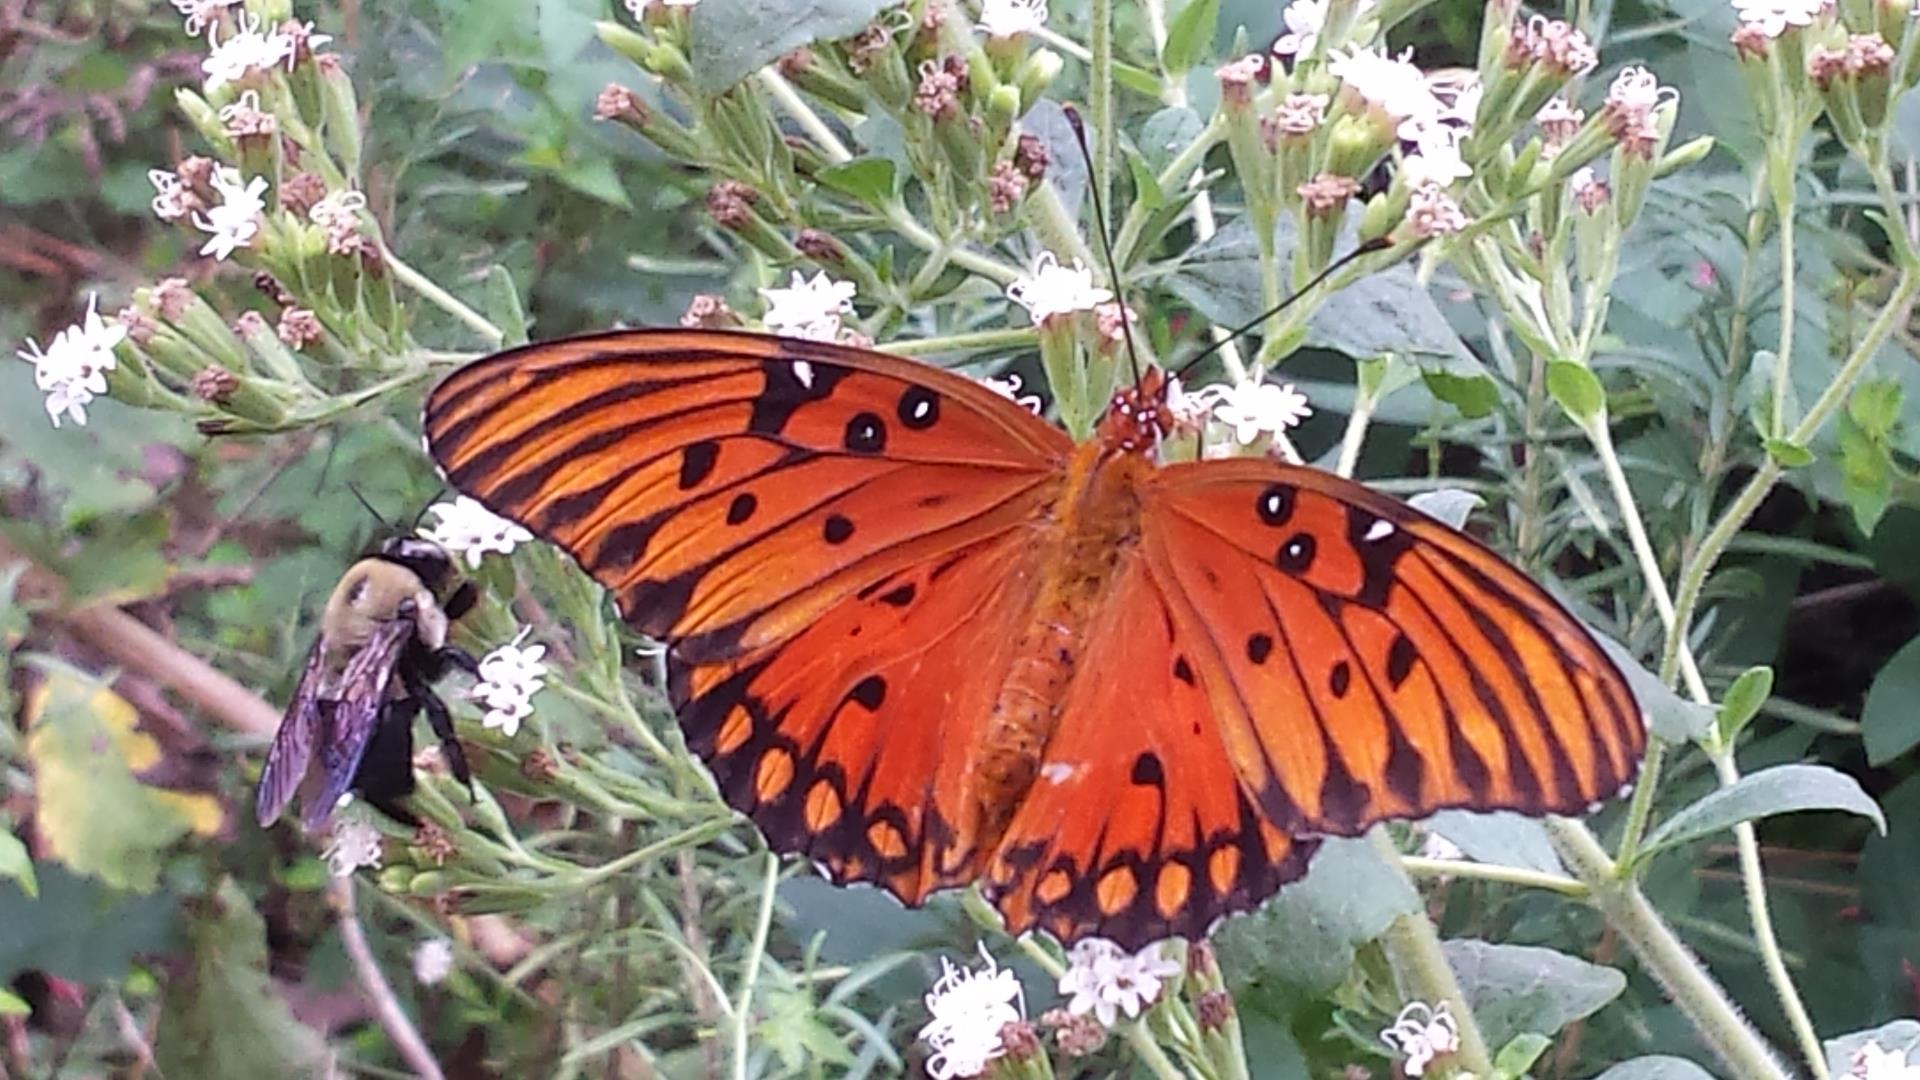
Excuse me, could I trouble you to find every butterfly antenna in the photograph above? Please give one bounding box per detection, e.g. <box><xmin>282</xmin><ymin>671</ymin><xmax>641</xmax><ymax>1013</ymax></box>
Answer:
<box><xmin>409</xmin><ymin>487</ymin><xmax>448</xmax><ymax>534</ymax></box>
<box><xmin>346</xmin><ymin>483</ymin><xmax>396</xmax><ymax>532</ymax></box>
<box><xmin>1062</xmin><ymin>104</ymin><xmax>1143</xmax><ymax>390</ymax></box>
<box><xmin>1171</xmin><ymin>234</ymin><xmax>1397</xmax><ymax>382</ymax></box>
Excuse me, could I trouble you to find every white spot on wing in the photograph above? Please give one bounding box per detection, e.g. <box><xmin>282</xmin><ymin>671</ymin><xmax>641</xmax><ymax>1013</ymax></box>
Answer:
<box><xmin>1040</xmin><ymin>762</ymin><xmax>1082</xmax><ymax>784</ymax></box>
<box><xmin>1365</xmin><ymin>519</ymin><xmax>1396</xmax><ymax>542</ymax></box>
<box><xmin>793</xmin><ymin>359</ymin><xmax>815</xmax><ymax>388</ymax></box>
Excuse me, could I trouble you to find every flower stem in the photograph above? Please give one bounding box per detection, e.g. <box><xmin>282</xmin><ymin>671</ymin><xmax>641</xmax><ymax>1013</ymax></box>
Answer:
<box><xmin>756</xmin><ymin>68</ymin><xmax>852</xmax><ymax>162</ymax></box>
<box><xmin>731</xmin><ymin>852</ymin><xmax>779</xmax><ymax>1080</ymax></box>
<box><xmin>382</xmin><ymin>244</ymin><xmax>503</xmax><ymax>347</ymax></box>
<box><xmin>1366</xmin><ymin>829</ymin><xmax>1492</xmax><ymax>1074</ymax></box>
<box><xmin>1398</xmin><ymin>856</ymin><xmax>1588</xmax><ymax>896</ymax></box>
<box><xmin>1547</xmin><ymin>819</ymin><xmax>1793</xmax><ymax>1080</ymax></box>
<box><xmin>876</xmin><ymin>326</ymin><xmax>1039</xmax><ymax>356</ymax></box>
<box><xmin>1089</xmin><ymin>0</ymin><xmax>1115</xmax><ymax>227</ymax></box>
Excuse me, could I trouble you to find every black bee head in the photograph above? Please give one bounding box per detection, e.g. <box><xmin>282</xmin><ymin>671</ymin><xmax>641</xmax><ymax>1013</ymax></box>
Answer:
<box><xmin>376</xmin><ymin>536</ymin><xmax>458</xmax><ymax>592</ymax></box>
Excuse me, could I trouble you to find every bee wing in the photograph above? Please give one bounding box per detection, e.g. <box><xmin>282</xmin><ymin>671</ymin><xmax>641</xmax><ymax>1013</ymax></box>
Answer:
<box><xmin>300</xmin><ymin>618</ymin><xmax>416</xmax><ymax>831</ymax></box>
<box><xmin>256</xmin><ymin>641</ymin><xmax>330</xmax><ymax>827</ymax></box>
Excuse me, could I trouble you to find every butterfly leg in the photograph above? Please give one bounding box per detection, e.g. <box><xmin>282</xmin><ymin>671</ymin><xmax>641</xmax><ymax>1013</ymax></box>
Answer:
<box><xmin>402</xmin><ymin>661</ymin><xmax>475</xmax><ymax>798</ymax></box>
<box><xmin>437</xmin><ymin>644</ymin><xmax>481</xmax><ymax>679</ymax></box>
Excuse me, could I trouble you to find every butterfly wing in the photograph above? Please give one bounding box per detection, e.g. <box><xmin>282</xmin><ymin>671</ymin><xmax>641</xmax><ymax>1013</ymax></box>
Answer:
<box><xmin>1140</xmin><ymin>459</ymin><xmax>1644</xmax><ymax>836</ymax></box>
<box><xmin>983</xmin><ymin>551</ymin><xmax>1319</xmax><ymax>948</ymax></box>
<box><xmin>425</xmin><ymin>329</ymin><xmax>1073</xmax><ymax>897</ymax></box>
<box><xmin>426</xmin><ymin>329</ymin><xmax>1070</xmax><ymax>662</ymax></box>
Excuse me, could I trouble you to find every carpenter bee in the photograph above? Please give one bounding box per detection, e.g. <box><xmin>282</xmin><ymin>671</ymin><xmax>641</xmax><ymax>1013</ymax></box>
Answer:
<box><xmin>256</xmin><ymin>536</ymin><xmax>479</xmax><ymax>830</ymax></box>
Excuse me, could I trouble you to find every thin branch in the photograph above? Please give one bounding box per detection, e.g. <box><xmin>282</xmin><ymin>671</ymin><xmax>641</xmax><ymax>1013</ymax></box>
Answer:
<box><xmin>333</xmin><ymin>878</ymin><xmax>446</xmax><ymax>1080</ymax></box>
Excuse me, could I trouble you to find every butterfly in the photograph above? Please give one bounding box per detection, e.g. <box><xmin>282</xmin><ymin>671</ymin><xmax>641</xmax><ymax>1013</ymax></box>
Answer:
<box><xmin>422</xmin><ymin>328</ymin><xmax>1644</xmax><ymax>949</ymax></box>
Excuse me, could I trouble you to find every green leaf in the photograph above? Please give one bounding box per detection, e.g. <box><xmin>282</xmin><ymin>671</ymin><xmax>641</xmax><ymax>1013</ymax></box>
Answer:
<box><xmin>24</xmin><ymin>661</ymin><xmax>223</xmax><ymax>892</ymax></box>
<box><xmin>1218</xmin><ymin>838</ymin><xmax>1419</xmax><ymax>995</ymax></box>
<box><xmin>1763</xmin><ymin>437</ymin><xmax>1814</xmax><ymax>467</ymax></box>
<box><xmin>0</xmin><ymin>832</ymin><xmax>35</xmax><ymax>899</ymax></box>
<box><xmin>1715</xmin><ymin>665</ymin><xmax>1773</xmax><ymax>749</ymax></box>
<box><xmin>1125</xmin><ymin>148</ymin><xmax>1164</xmax><ymax>211</ymax></box>
<box><xmin>1425</xmin><ymin>811</ymin><xmax>1567</xmax><ymax>875</ymax></box>
<box><xmin>0</xmin><ymin>863</ymin><xmax>178</xmax><ymax>983</ymax></box>
<box><xmin>1422</xmin><ymin>369</ymin><xmax>1500</xmax><ymax>419</ymax></box>
<box><xmin>1849</xmin><ymin>378</ymin><xmax>1903</xmax><ymax>438</ymax></box>
<box><xmin>1138</xmin><ymin>107</ymin><xmax>1203</xmax><ymax>173</ymax></box>
<box><xmin>1864</xmin><ymin>636</ymin><xmax>1920</xmax><ymax>765</ymax></box>
<box><xmin>1407</xmin><ymin>488</ymin><xmax>1483</xmax><ymax>530</ymax></box>
<box><xmin>1592</xmin><ymin>633</ymin><xmax>1713</xmax><ymax>743</ymax></box>
<box><xmin>153</xmin><ymin>880</ymin><xmax>329</xmax><ymax>1079</ymax></box>
<box><xmin>1444</xmin><ymin>940</ymin><xmax>1627</xmax><ymax>1048</ymax></box>
<box><xmin>1161</xmin><ymin>0</ymin><xmax>1221</xmax><ymax>74</ymax></box>
<box><xmin>1825</xmin><ymin>1020</ymin><xmax>1920</xmax><ymax>1077</ymax></box>
<box><xmin>816</xmin><ymin>157</ymin><xmax>898</xmax><ymax>209</ymax></box>
<box><xmin>1592</xmin><ymin>1057</ymin><xmax>1720</xmax><ymax>1080</ymax></box>
<box><xmin>1639</xmin><ymin>763</ymin><xmax>1887</xmax><ymax>860</ymax></box>
<box><xmin>1546</xmin><ymin>361</ymin><xmax>1605</xmax><ymax>423</ymax></box>
<box><xmin>483</xmin><ymin>265</ymin><xmax>531</xmax><ymax>347</ymax></box>
<box><xmin>1490</xmin><ymin>1033</ymin><xmax>1552</xmax><ymax>1080</ymax></box>
<box><xmin>690</xmin><ymin>0</ymin><xmax>894</xmax><ymax>93</ymax></box>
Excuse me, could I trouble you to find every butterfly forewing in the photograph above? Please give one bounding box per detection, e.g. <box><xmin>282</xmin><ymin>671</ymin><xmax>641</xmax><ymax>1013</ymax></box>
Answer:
<box><xmin>425</xmin><ymin>330</ymin><xmax>1070</xmax><ymax>659</ymax></box>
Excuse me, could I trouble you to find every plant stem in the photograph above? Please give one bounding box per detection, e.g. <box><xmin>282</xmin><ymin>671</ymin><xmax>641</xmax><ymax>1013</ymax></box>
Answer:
<box><xmin>877</xmin><ymin>326</ymin><xmax>1039</xmax><ymax>356</ymax></box>
<box><xmin>732</xmin><ymin>853</ymin><xmax>779</xmax><ymax>1080</ymax></box>
<box><xmin>1768</xmin><ymin>168</ymin><xmax>1797</xmax><ymax>437</ymax></box>
<box><xmin>1547</xmin><ymin>820</ymin><xmax>1792</xmax><ymax>1080</ymax></box>
<box><xmin>756</xmin><ymin>69</ymin><xmax>852</xmax><ymax>162</ymax></box>
<box><xmin>1090</xmin><ymin>0</ymin><xmax>1115</xmax><ymax>229</ymax></box>
<box><xmin>382</xmin><ymin>244</ymin><xmax>503</xmax><ymax>346</ymax></box>
<box><xmin>1366</xmin><ymin>830</ymin><xmax>1492</xmax><ymax>1074</ymax></box>
<box><xmin>336</xmin><ymin>879</ymin><xmax>447</xmax><ymax>1080</ymax></box>
<box><xmin>1399</xmin><ymin>856</ymin><xmax>1589</xmax><ymax>896</ymax></box>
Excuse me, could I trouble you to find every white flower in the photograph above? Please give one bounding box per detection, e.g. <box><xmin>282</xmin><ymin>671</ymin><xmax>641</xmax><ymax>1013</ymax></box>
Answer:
<box><xmin>420</xmin><ymin>495</ymin><xmax>533</xmax><ymax>568</ymax></box>
<box><xmin>759</xmin><ymin>270</ymin><xmax>857</xmax><ymax>342</ymax></box>
<box><xmin>919</xmin><ymin>949</ymin><xmax>1024</xmax><ymax>1079</ymax></box>
<box><xmin>1417</xmin><ymin>830</ymin><xmax>1466</xmax><ymax>861</ymax></box>
<box><xmin>171</xmin><ymin>0</ymin><xmax>241</xmax><ymax>37</ymax></box>
<box><xmin>624</xmin><ymin>0</ymin><xmax>698</xmax><ymax>11</ymax></box>
<box><xmin>1606</xmin><ymin>66</ymin><xmax>1668</xmax><ymax>115</ymax></box>
<box><xmin>218</xmin><ymin>88</ymin><xmax>276</xmax><ymax>137</ymax></box>
<box><xmin>978</xmin><ymin>372</ymin><xmax>1044</xmax><ymax>414</ymax></box>
<box><xmin>978</xmin><ymin>0</ymin><xmax>1048</xmax><ymax>37</ymax></box>
<box><xmin>1273</xmin><ymin>0</ymin><xmax>1376</xmax><ymax>57</ymax></box>
<box><xmin>191</xmin><ymin>166</ymin><xmax>267</xmax><ymax>261</ymax></box>
<box><xmin>202</xmin><ymin>11</ymin><xmax>294</xmax><ymax>91</ymax></box>
<box><xmin>1852</xmin><ymin>1041</ymin><xmax>1920</xmax><ymax>1080</ymax></box>
<box><xmin>1329</xmin><ymin>47</ymin><xmax>1444</xmax><ymax>133</ymax></box>
<box><xmin>1058</xmin><ymin>939</ymin><xmax>1182</xmax><ymax>1028</ymax></box>
<box><xmin>17</xmin><ymin>294</ymin><xmax>126</xmax><ymax>429</ymax></box>
<box><xmin>1006</xmin><ymin>252</ymin><xmax>1113</xmax><ymax>323</ymax></box>
<box><xmin>1381</xmin><ymin>1001</ymin><xmax>1461</xmax><ymax>1077</ymax></box>
<box><xmin>1400</xmin><ymin>121</ymin><xmax>1471</xmax><ymax>187</ymax></box>
<box><xmin>1208</xmin><ymin>380</ymin><xmax>1313</xmax><ymax>444</ymax></box>
<box><xmin>1407</xmin><ymin>182</ymin><xmax>1470</xmax><ymax>238</ymax></box>
<box><xmin>322</xmin><ymin>819</ymin><xmax>384</xmax><ymax>877</ymax></box>
<box><xmin>472</xmin><ymin>629</ymin><xmax>549</xmax><ymax>738</ymax></box>
<box><xmin>1164</xmin><ymin>375</ymin><xmax>1213</xmax><ymax>428</ymax></box>
<box><xmin>413</xmin><ymin>938</ymin><xmax>455</xmax><ymax>986</ymax></box>
<box><xmin>1731</xmin><ymin>0</ymin><xmax>1826</xmax><ymax>37</ymax></box>
<box><xmin>149</xmin><ymin>169</ymin><xmax>194</xmax><ymax>221</ymax></box>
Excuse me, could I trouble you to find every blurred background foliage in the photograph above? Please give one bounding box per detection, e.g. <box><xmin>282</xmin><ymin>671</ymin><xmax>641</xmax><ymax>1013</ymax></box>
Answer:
<box><xmin>1</xmin><ymin>0</ymin><xmax>1919</xmax><ymax>1076</ymax></box>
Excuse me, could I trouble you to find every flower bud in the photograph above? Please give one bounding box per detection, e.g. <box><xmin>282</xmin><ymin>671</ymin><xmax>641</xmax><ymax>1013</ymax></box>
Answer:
<box><xmin>1014</xmin><ymin>48</ymin><xmax>1064</xmax><ymax>112</ymax></box>
<box><xmin>319</xmin><ymin>58</ymin><xmax>363</xmax><ymax>179</ymax></box>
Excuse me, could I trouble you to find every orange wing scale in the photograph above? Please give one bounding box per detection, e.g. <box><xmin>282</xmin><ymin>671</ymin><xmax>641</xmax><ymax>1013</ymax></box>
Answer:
<box><xmin>423</xmin><ymin>329</ymin><xmax>1645</xmax><ymax>950</ymax></box>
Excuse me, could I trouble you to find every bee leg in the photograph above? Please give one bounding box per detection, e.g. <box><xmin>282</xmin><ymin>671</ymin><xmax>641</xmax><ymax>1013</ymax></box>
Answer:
<box><xmin>356</xmin><ymin>702</ymin><xmax>422</xmax><ymax>828</ymax></box>
<box><xmin>403</xmin><ymin>663</ymin><xmax>474</xmax><ymax>798</ymax></box>
<box><xmin>437</xmin><ymin>644</ymin><xmax>481</xmax><ymax>678</ymax></box>
<box><xmin>444</xmin><ymin>581</ymin><xmax>478</xmax><ymax>621</ymax></box>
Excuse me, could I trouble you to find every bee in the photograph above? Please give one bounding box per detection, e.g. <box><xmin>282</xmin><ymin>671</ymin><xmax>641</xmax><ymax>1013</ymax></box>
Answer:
<box><xmin>256</xmin><ymin>536</ymin><xmax>479</xmax><ymax>830</ymax></box>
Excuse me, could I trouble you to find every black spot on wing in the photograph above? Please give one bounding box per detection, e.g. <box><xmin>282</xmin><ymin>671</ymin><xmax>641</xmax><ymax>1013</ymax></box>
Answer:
<box><xmin>679</xmin><ymin>441</ymin><xmax>719</xmax><ymax>489</ymax></box>
<box><xmin>847</xmin><ymin>675</ymin><xmax>887</xmax><ymax>710</ymax></box>
<box><xmin>823</xmin><ymin>514</ymin><xmax>855</xmax><ymax>544</ymax></box>
<box><xmin>1347</xmin><ymin>503</ymin><xmax>1414</xmax><ymax>609</ymax></box>
<box><xmin>749</xmin><ymin>358</ymin><xmax>848</xmax><ymax>436</ymax></box>
<box><xmin>1277</xmin><ymin>533</ymin><xmax>1316</xmax><ymax>574</ymax></box>
<box><xmin>844</xmin><ymin>412</ymin><xmax>887</xmax><ymax>453</ymax></box>
<box><xmin>1386</xmin><ymin>634</ymin><xmax>1417</xmax><ymax>688</ymax></box>
<box><xmin>1130</xmin><ymin>752</ymin><xmax>1165</xmax><ymax>787</ymax></box>
<box><xmin>898</xmin><ymin>387</ymin><xmax>940</xmax><ymax>430</ymax></box>
<box><xmin>727</xmin><ymin>493</ymin><xmax>758</xmax><ymax>525</ymax></box>
<box><xmin>1257</xmin><ymin>483</ymin><xmax>1296</xmax><ymax>526</ymax></box>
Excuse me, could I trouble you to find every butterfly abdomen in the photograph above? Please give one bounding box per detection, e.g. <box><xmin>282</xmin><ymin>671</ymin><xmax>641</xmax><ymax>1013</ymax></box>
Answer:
<box><xmin>976</xmin><ymin>447</ymin><xmax>1153</xmax><ymax>843</ymax></box>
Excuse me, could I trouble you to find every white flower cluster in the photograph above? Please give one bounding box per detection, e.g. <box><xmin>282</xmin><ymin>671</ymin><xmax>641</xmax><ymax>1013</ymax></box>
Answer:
<box><xmin>421</xmin><ymin>496</ymin><xmax>534</xmax><ymax>568</ymax></box>
<box><xmin>759</xmin><ymin>270</ymin><xmax>858</xmax><ymax>342</ymax></box>
<box><xmin>1057</xmin><ymin>938</ymin><xmax>1182</xmax><ymax>1027</ymax></box>
<box><xmin>1851</xmin><ymin>1041</ymin><xmax>1920</xmax><ymax>1080</ymax></box>
<box><xmin>472</xmin><ymin>629</ymin><xmax>549</xmax><ymax>737</ymax></box>
<box><xmin>1175</xmin><ymin>378</ymin><xmax>1315</xmax><ymax>446</ymax></box>
<box><xmin>918</xmin><ymin>950</ymin><xmax>1024</xmax><ymax>1079</ymax></box>
<box><xmin>16</xmin><ymin>295</ymin><xmax>126</xmax><ymax>428</ymax></box>
<box><xmin>194</xmin><ymin>165</ymin><xmax>268</xmax><ymax>260</ymax></box>
<box><xmin>1006</xmin><ymin>252</ymin><xmax>1114</xmax><ymax>324</ymax></box>
<box><xmin>412</xmin><ymin>938</ymin><xmax>456</xmax><ymax>986</ymax></box>
<box><xmin>977</xmin><ymin>0</ymin><xmax>1049</xmax><ymax>37</ymax></box>
<box><xmin>322</xmin><ymin>818</ymin><xmax>384</xmax><ymax>877</ymax></box>
<box><xmin>1732</xmin><ymin>0</ymin><xmax>1827</xmax><ymax>39</ymax></box>
<box><xmin>1380</xmin><ymin>1001</ymin><xmax>1462</xmax><ymax>1077</ymax></box>
<box><xmin>1273</xmin><ymin>0</ymin><xmax>1376</xmax><ymax>57</ymax></box>
<box><xmin>977</xmin><ymin>372</ymin><xmax>1045</xmax><ymax>414</ymax></box>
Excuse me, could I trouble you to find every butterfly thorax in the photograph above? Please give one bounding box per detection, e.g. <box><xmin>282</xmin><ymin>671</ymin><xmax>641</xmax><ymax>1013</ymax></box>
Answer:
<box><xmin>974</xmin><ymin>442</ymin><xmax>1153</xmax><ymax>844</ymax></box>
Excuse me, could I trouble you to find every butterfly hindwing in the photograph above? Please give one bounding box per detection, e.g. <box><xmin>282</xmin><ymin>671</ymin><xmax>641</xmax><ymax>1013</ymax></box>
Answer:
<box><xmin>985</xmin><ymin>553</ymin><xmax>1319</xmax><ymax>948</ymax></box>
<box><xmin>1141</xmin><ymin>459</ymin><xmax>1644</xmax><ymax>836</ymax></box>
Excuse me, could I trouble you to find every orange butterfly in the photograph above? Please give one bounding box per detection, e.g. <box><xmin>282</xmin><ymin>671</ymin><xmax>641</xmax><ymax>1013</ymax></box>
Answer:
<box><xmin>423</xmin><ymin>329</ymin><xmax>1643</xmax><ymax>948</ymax></box>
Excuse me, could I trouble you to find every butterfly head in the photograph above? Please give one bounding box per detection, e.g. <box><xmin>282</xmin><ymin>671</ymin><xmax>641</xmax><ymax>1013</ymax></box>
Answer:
<box><xmin>1096</xmin><ymin>366</ymin><xmax>1173</xmax><ymax>455</ymax></box>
